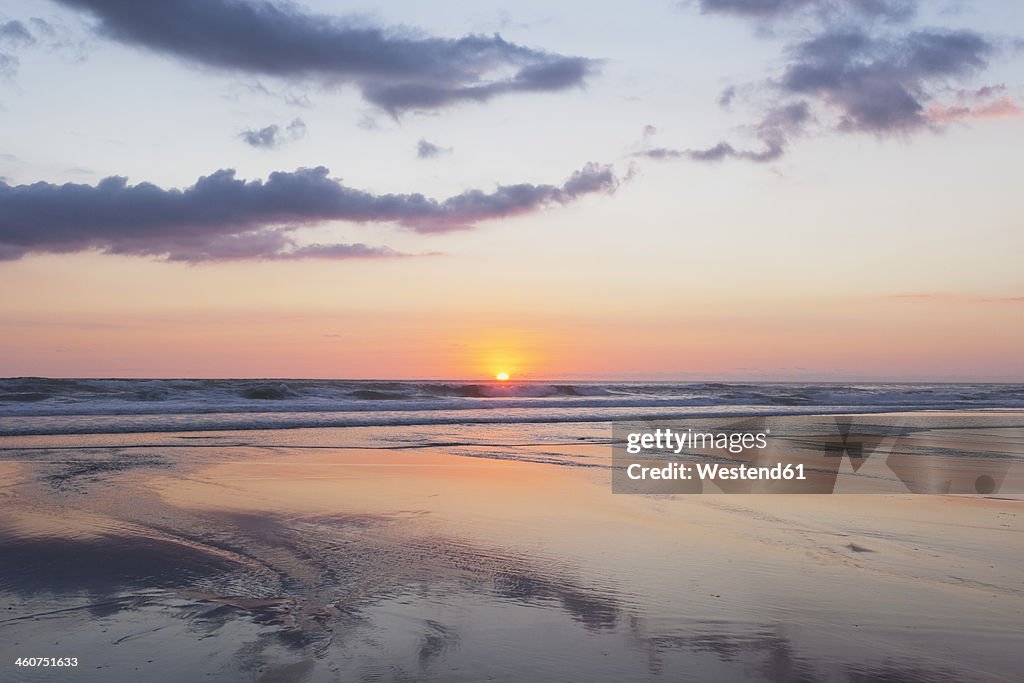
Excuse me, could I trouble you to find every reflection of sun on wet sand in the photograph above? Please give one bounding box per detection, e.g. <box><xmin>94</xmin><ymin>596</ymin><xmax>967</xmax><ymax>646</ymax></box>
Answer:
<box><xmin>0</xmin><ymin>418</ymin><xmax>1022</xmax><ymax>681</ymax></box>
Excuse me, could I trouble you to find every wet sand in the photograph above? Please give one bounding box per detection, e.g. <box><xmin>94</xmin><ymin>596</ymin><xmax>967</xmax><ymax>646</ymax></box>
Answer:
<box><xmin>0</xmin><ymin>419</ymin><xmax>1022</xmax><ymax>682</ymax></box>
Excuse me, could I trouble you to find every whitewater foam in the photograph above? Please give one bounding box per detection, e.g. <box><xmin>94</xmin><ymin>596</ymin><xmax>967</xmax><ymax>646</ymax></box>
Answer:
<box><xmin>1</xmin><ymin>379</ymin><xmax>1021</xmax><ymax>436</ymax></box>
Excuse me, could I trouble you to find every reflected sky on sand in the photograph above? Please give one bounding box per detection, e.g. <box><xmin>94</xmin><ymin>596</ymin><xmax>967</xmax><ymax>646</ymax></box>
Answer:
<box><xmin>0</xmin><ymin>517</ymin><xmax>972</xmax><ymax>682</ymax></box>
<box><xmin>0</xmin><ymin>421</ymin><xmax>1021</xmax><ymax>682</ymax></box>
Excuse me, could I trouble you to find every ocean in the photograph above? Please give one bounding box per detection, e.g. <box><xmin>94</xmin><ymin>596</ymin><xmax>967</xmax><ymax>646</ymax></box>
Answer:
<box><xmin>3</xmin><ymin>378</ymin><xmax>1023</xmax><ymax>436</ymax></box>
<box><xmin>2</xmin><ymin>380</ymin><xmax>1023</xmax><ymax>681</ymax></box>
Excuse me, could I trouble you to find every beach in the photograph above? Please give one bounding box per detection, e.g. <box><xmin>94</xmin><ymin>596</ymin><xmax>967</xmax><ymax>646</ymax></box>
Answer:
<box><xmin>1</xmin><ymin>386</ymin><xmax>1022</xmax><ymax>682</ymax></box>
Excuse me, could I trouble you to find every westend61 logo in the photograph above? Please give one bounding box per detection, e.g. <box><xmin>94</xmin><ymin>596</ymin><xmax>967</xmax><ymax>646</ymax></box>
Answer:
<box><xmin>611</xmin><ymin>415</ymin><xmax>1024</xmax><ymax>495</ymax></box>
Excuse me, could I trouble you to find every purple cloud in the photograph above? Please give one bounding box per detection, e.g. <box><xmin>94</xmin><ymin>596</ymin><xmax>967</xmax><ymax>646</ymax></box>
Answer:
<box><xmin>781</xmin><ymin>29</ymin><xmax>993</xmax><ymax>133</ymax></box>
<box><xmin>0</xmin><ymin>164</ymin><xmax>618</xmax><ymax>262</ymax></box>
<box><xmin>0</xmin><ymin>19</ymin><xmax>38</xmax><ymax>76</ymax></box>
<box><xmin>55</xmin><ymin>0</ymin><xmax>595</xmax><ymax>113</ymax></box>
<box><xmin>416</xmin><ymin>139</ymin><xmax>450</xmax><ymax>159</ymax></box>
<box><xmin>639</xmin><ymin>102</ymin><xmax>809</xmax><ymax>163</ymax></box>
<box><xmin>650</xmin><ymin>0</ymin><xmax>999</xmax><ymax>163</ymax></box>
<box><xmin>240</xmin><ymin>117</ymin><xmax>307</xmax><ymax>149</ymax></box>
<box><xmin>697</xmin><ymin>0</ymin><xmax>917</xmax><ymax>23</ymax></box>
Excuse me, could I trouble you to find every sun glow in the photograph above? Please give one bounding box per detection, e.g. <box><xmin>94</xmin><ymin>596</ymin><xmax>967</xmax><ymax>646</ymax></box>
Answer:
<box><xmin>495</xmin><ymin>372</ymin><xmax>510</xmax><ymax>381</ymax></box>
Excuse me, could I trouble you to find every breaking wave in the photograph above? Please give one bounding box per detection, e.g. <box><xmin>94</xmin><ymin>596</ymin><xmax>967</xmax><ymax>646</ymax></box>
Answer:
<box><xmin>1</xmin><ymin>378</ymin><xmax>1022</xmax><ymax>436</ymax></box>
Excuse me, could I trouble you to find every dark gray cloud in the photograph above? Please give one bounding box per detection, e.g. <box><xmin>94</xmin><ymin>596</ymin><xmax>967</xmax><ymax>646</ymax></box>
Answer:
<box><xmin>359</xmin><ymin>57</ymin><xmax>590</xmax><ymax>112</ymax></box>
<box><xmin>285</xmin><ymin>117</ymin><xmax>306</xmax><ymax>138</ymax></box>
<box><xmin>240</xmin><ymin>117</ymin><xmax>307</xmax><ymax>148</ymax></box>
<box><xmin>642</xmin><ymin>141</ymin><xmax>778</xmax><ymax>163</ymax></box>
<box><xmin>0</xmin><ymin>52</ymin><xmax>16</xmax><ymax>76</ymax></box>
<box><xmin>0</xmin><ymin>17</ymin><xmax>67</xmax><ymax>77</ymax></box>
<box><xmin>0</xmin><ymin>163</ymin><xmax>617</xmax><ymax>262</ymax></box>
<box><xmin>0</xmin><ymin>18</ymin><xmax>74</xmax><ymax>77</ymax></box>
<box><xmin>118</xmin><ymin>226</ymin><xmax>404</xmax><ymax>262</ymax></box>
<box><xmin>959</xmin><ymin>83</ymin><xmax>1006</xmax><ymax>101</ymax></box>
<box><xmin>416</xmin><ymin>139</ymin><xmax>450</xmax><ymax>159</ymax></box>
<box><xmin>54</xmin><ymin>0</ymin><xmax>594</xmax><ymax>113</ymax></box>
<box><xmin>0</xmin><ymin>20</ymin><xmax>35</xmax><ymax>45</ymax></box>
<box><xmin>652</xmin><ymin>0</ymin><xmax>997</xmax><ymax>163</ymax></box>
<box><xmin>697</xmin><ymin>0</ymin><xmax>917</xmax><ymax>23</ymax></box>
<box><xmin>0</xmin><ymin>19</ymin><xmax>36</xmax><ymax>76</ymax></box>
<box><xmin>699</xmin><ymin>0</ymin><xmax>815</xmax><ymax>18</ymax></box>
<box><xmin>717</xmin><ymin>85</ymin><xmax>737</xmax><ymax>108</ymax></box>
<box><xmin>780</xmin><ymin>29</ymin><xmax>993</xmax><ymax>133</ymax></box>
<box><xmin>639</xmin><ymin>101</ymin><xmax>809</xmax><ymax>163</ymax></box>
<box><xmin>239</xmin><ymin>125</ymin><xmax>279</xmax><ymax>148</ymax></box>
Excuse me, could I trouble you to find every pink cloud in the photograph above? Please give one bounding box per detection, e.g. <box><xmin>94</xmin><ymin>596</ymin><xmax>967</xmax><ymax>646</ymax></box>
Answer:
<box><xmin>956</xmin><ymin>84</ymin><xmax>1007</xmax><ymax>102</ymax></box>
<box><xmin>928</xmin><ymin>97</ymin><xmax>1022</xmax><ymax>124</ymax></box>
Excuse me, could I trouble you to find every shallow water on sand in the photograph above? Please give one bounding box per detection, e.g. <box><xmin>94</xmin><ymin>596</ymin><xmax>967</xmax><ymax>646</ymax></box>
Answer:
<box><xmin>0</xmin><ymin>421</ymin><xmax>1022</xmax><ymax>682</ymax></box>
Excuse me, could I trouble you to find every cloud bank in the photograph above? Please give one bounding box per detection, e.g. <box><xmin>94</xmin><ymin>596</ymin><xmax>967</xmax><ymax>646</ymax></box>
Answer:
<box><xmin>0</xmin><ymin>164</ymin><xmax>617</xmax><ymax>262</ymax></box>
<box><xmin>55</xmin><ymin>0</ymin><xmax>594</xmax><ymax>113</ymax></box>
<box><xmin>781</xmin><ymin>28</ymin><xmax>994</xmax><ymax>134</ymax></box>
<box><xmin>649</xmin><ymin>0</ymin><xmax>1014</xmax><ymax>163</ymax></box>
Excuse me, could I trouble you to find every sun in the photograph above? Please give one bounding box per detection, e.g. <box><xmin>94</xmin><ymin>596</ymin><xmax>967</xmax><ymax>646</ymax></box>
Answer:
<box><xmin>495</xmin><ymin>372</ymin><xmax>510</xmax><ymax>381</ymax></box>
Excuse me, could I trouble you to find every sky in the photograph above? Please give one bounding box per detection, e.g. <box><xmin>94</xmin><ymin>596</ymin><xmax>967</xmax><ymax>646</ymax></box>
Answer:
<box><xmin>0</xmin><ymin>0</ymin><xmax>1022</xmax><ymax>381</ymax></box>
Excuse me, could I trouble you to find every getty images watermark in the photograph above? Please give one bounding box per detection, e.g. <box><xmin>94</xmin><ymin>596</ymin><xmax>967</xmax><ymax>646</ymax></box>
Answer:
<box><xmin>611</xmin><ymin>415</ymin><xmax>1024</xmax><ymax>494</ymax></box>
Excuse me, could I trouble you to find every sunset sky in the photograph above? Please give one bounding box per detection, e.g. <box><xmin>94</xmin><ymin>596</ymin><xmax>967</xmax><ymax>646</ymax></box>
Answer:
<box><xmin>1</xmin><ymin>0</ymin><xmax>1022</xmax><ymax>380</ymax></box>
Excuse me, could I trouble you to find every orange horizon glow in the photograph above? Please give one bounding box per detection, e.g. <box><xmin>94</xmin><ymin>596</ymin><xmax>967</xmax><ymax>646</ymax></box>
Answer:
<box><xmin>1</xmin><ymin>256</ymin><xmax>1022</xmax><ymax>381</ymax></box>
